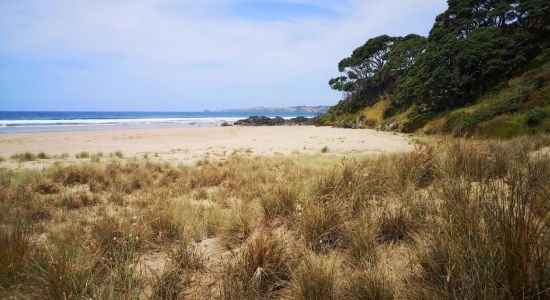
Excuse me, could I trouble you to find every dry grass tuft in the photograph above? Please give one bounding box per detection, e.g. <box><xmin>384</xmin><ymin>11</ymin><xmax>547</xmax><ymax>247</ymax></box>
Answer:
<box><xmin>259</xmin><ymin>185</ymin><xmax>299</xmax><ymax>223</ymax></box>
<box><xmin>338</xmin><ymin>267</ymin><xmax>395</xmax><ymax>300</ymax></box>
<box><xmin>220</xmin><ymin>227</ymin><xmax>302</xmax><ymax>299</ymax></box>
<box><xmin>285</xmin><ymin>253</ymin><xmax>339</xmax><ymax>300</ymax></box>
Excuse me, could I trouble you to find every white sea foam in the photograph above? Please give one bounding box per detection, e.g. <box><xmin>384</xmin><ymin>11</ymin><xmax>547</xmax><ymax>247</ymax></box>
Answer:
<box><xmin>0</xmin><ymin>117</ymin><xmax>243</xmax><ymax>127</ymax></box>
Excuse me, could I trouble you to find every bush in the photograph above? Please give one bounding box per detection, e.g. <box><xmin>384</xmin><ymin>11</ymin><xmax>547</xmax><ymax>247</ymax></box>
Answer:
<box><xmin>525</xmin><ymin>107</ymin><xmax>548</xmax><ymax>127</ymax></box>
<box><xmin>444</xmin><ymin>92</ymin><xmax>524</xmax><ymax>136</ymax></box>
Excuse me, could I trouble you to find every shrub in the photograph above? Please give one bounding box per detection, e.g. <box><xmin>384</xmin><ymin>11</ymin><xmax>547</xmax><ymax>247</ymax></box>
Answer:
<box><xmin>112</xmin><ymin>151</ymin><xmax>124</xmax><ymax>159</ymax></box>
<box><xmin>36</xmin><ymin>177</ymin><xmax>61</xmax><ymax>194</ymax></box>
<box><xmin>444</xmin><ymin>92</ymin><xmax>524</xmax><ymax>136</ymax></box>
<box><xmin>37</xmin><ymin>152</ymin><xmax>50</xmax><ymax>159</ymax></box>
<box><xmin>525</xmin><ymin>107</ymin><xmax>548</xmax><ymax>127</ymax></box>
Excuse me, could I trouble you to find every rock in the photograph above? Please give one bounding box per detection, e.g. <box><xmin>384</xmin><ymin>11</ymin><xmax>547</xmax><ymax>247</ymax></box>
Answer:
<box><xmin>355</xmin><ymin>115</ymin><xmax>367</xmax><ymax>128</ymax></box>
<box><xmin>342</xmin><ymin>123</ymin><xmax>353</xmax><ymax>129</ymax></box>
<box><xmin>387</xmin><ymin>122</ymin><xmax>400</xmax><ymax>130</ymax></box>
<box><xmin>416</xmin><ymin>105</ymin><xmax>430</xmax><ymax>113</ymax></box>
<box><xmin>234</xmin><ymin>116</ymin><xmax>314</xmax><ymax>126</ymax></box>
<box><xmin>375</xmin><ymin>124</ymin><xmax>383</xmax><ymax>131</ymax></box>
<box><xmin>221</xmin><ymin>122</ymin><xmax>232</xmax><ymax>127</ymax></box>
<box><xmin>288</xmin><ymin>116</ymin><xmax>314</xmax><ymax>125</ymax></box>
<box><xmin>273</xmin><ymin>116</ymin><xmax>285</xmax><ymax>125</ymax></box>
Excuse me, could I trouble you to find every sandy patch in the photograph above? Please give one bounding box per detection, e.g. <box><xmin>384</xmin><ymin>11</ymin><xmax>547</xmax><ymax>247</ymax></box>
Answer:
<box><xmin>0</xmin><ymin>126</ymin><xmax>413</xmax><ymax>167</ymax></box>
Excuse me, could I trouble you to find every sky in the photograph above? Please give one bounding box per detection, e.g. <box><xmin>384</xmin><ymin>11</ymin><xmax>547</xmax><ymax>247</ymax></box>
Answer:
<box><xmin>0</xmin><ymin>0</ymin><xmax>448</xmax><ymax>111</ymax></box>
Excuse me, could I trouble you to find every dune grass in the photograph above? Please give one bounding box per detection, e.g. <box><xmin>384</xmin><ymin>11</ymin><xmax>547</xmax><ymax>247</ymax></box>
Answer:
<box><xmin>0</xmin><ymin>135</ymin><xmax>549</xmax><ymax>298</ymax></box>
<box><xmin>10</xmin><ymin>152</ymin><xmax>50</xmax><ymax>162</ymax></box>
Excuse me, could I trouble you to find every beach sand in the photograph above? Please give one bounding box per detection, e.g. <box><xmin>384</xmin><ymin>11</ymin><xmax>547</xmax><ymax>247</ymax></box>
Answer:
<box><xmin>0</xmin><ymin>126</ymin><xmax>413</xmax><ymax>166</ymax></box>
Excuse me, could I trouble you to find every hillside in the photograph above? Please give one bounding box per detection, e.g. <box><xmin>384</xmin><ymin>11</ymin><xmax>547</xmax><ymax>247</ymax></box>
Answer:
<box><xmin>317</xmin><ymin>0</ymin><xmax>549</xmax><ymax>138</ymax></box>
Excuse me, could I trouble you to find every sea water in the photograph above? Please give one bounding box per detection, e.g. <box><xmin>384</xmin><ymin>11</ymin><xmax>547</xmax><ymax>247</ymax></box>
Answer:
<box><xmin>0</xmin><ymin>111</ymin><xmax>319</xmax><ymax>133</ymax></box>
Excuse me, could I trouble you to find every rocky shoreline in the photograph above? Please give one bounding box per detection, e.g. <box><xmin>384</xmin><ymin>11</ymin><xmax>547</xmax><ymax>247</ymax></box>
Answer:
<box><xmin>229</xmin><ymin>116</ymin><xmax>315</xmax><ymax>126</ymax></box>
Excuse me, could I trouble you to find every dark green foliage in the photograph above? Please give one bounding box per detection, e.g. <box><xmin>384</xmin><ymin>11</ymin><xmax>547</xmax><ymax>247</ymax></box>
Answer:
<box><xmin>444</xmin><ymin>90</ymin><xmax>526</xmax><ymax>136</ymax></box>
<box><xmin>327</xmin><ymin>35</ymin><xmax>426</xmax><ymax>115</ymax></box>
<box><xmin>323</xmin><ymin>0</ymin><xmax>549</xmax><ymax>124</ymax></box>
<box><xmin>525</xmin><ymin>107</ymin><xmax>549</xmax><ymax>126</ymax></box>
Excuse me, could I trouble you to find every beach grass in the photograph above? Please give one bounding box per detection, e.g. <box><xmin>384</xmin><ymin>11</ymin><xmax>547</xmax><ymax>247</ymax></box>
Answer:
<box><xmin>10</xmin><ymin>151</ymin><xmax>50</xmax><ymax>162</ymax></box>
<box><xmin>0</xmin><ymin>135</ymin><xmax>549</xmax><ymax>298</ymax></box>
<box><xmin>75</xmin><ymin>151</ymin><xmax>90</xmax><ymax>159</ymax></box>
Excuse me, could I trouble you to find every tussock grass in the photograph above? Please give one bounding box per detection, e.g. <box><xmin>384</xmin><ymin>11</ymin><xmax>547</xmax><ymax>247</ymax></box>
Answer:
<box><xmin>220</xmin><ymin>227</ymin><xmax>302</xmax><ymax>299</ymax></box>
<box><xmin>286</xmin><ymin>253</ymin><xmax>339</xmax><ymax>300</ymax></box>
<box><xmin>338</xmin><ymin>267</ymin><xmax>395</xmax><ymax>300</ymax></box>
<box><xmin>75</xmin><ymin>151</ymin><xmax>90</xmax><ymax>159</ymax></box>
<box><xmin>259</xmin><ymin>185</ymin><xmax>299</xmax><ymax>223</ymax></box>
<box><xmin>0</xmin><ymin>135</ymin><xmax>549</xmax><ymax>298</ymax></box>
<box><xmin>9</xmin><ymin>152</ymin><xmax>52</xmax><ymax>162</ymax></box>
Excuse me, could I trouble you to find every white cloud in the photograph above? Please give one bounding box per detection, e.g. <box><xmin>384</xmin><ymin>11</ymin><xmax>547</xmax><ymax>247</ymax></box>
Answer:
<box><xmin>0</xmin><ymin>0</ymin><xmax>447</xmax><ymax>110</ymax></box>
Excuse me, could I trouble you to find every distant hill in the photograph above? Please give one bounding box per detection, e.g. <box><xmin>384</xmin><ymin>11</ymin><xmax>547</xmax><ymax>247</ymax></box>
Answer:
<box><xmin>220</xmin><ymin>106</ymin><xmax>330</xmax><ymax>114</ymax></box>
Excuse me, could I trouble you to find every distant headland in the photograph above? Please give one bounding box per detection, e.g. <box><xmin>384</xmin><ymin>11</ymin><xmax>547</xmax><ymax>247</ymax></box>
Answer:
<box><xmin>210</xmin><ymin>106</ymin><xmax>330</xmax><ymax>114</ymax></box>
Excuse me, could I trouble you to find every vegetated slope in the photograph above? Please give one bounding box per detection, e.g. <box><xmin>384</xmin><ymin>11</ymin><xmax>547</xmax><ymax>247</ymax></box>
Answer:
<box><xmin>317</xmin><ymin>0</ymin><xmax>549</xmax><ymax>138</ymax></box>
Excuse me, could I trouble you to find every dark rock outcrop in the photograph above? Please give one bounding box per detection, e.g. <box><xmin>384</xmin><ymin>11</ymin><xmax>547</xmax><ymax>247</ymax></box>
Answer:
<box><xmin>234</xmin><ymin>116</ymin><xmax>314</xmax><ymax>126</ymax></box>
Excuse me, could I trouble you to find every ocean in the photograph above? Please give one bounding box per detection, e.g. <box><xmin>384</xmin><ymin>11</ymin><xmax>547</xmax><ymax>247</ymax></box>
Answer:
<box><xmin>0</xmin><ymin>111</ymin><xmax>319</xmax><ymax>134</ymax></box>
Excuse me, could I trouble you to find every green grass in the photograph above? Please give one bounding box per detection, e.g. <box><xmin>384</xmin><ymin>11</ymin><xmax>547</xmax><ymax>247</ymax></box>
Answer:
<box><xmin>90</xmin><ymin>152</ymin><xmax>103</xmax><ymax>163</ymax></box>
<box><xmin>75</xmin><ymin>152</ymin><xmax>90</xmax><ymax>159</ymax></box>
<box><xmin>110</xmin><ymin>151</ymin><xmax>124</xmax><ymax>159</ymax></box>
<box><xmin>10</xmin><ymin>152</ymin><xmax>51</xmax><ymax>162</ymax></box>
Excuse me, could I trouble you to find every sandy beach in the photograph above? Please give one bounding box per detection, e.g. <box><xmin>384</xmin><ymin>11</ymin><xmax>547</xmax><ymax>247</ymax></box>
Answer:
<box><xmin>0</xmin><ymin>126</ymin><xmax>413</xmax><ymax>165</ymax></box>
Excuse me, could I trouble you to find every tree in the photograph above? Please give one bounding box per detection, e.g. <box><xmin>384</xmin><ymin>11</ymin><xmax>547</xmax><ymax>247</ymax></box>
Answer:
<box><xmin>329</xmin><ymin>35</ymin><xmax>399</xmax><ymax>94</ymax></box>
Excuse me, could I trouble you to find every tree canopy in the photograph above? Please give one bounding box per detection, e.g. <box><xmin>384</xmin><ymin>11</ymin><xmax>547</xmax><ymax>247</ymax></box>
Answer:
<box><xmin>328</xmin><ymin>0</ymin><xmax>549</xmax><ymax>113</ymax></box>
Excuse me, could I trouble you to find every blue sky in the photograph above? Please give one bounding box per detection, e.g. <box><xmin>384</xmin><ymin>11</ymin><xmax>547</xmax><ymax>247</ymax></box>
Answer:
<box><xmin>0</xmin><ymin>0</ymin><xmax>447</xmax><ymax>111</ymax></box>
